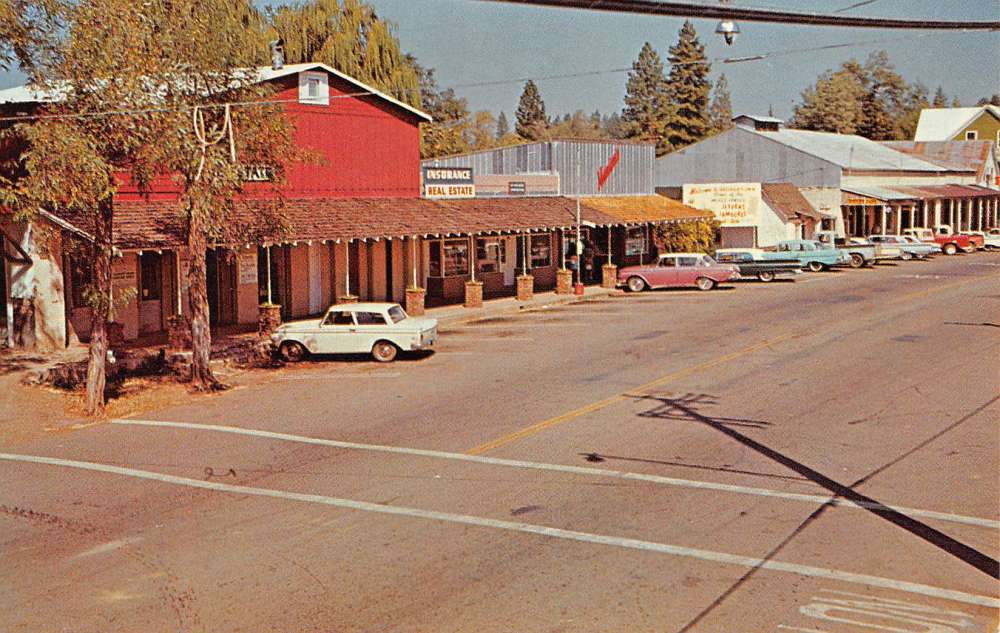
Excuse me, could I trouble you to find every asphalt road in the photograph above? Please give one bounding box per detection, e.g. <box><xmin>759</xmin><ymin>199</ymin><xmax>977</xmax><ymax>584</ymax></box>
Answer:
<box><xmin>3</xmin><ymin>252</ymin><xmax>999</xmax><ymax>633</ymax></box>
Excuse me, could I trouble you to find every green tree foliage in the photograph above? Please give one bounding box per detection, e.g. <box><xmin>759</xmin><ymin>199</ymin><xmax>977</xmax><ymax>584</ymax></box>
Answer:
<box><xmin>792</xmin><ymin>68</ymin><xmax>866</xmax><ymax>134</ymax></box>
<box><xmin>495</xmin><ymin>111</ymin><xmax>510</xmax><ymax>140</ymax></box>
<box><xmin>546</xmin><ymin>110</ymin><xmax>607</xmax><ymax>139</ymax></box>
<box><xmin>665</xmin><ymin>21</ymin><xmax>711</xmax><ymax>149</ymax></box>
<box><xmin>3</xmin><ymin>0</ymin><xmax>300</xmax><ymax>407</ymax></box>
<box><xmin>269</xmin><ymin>0</ymin><xmax>421</xmax><ymax>108</ymax></box>
<box><xmin>932</xmin><ymin>86</ymin><xmax>948</xmax><ymax>108</ymax></box>
<box><xmin>655</xmin><ymin>219</ymin><xmax>720</xmax><ymax>255</ymax></box>
<box><xmin>897</xmin><ymin>82</ymin><xmax>929</xmax><ymax>140</ymax></box>
<box><xmin>515</xmin><ymin>80</ymin><xmax>548</xmax><ymax>141</ymax></box>
<box><xmin>621</xmin><ymin>42</ymin><xmax>673</xmax><ymax>155</ymax></box>
<box><xmin>708</xmin><ymin>72</ymin><xmax>734</xmax><ymax>135</ymax></box>
<box><xmin>977</xmin><ymin>94</ymin><xmax>1000</xmax><ymax>107</ymax></box>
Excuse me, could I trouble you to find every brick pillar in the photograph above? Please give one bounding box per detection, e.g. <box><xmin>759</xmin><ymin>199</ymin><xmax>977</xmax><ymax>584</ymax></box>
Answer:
<box><xmin>167</xmin><ymin>314</ymin><xmax>191</xmax><ymax>349</ymax></box>
<box><xmin>601</xmin><ymin>264</ymin><xmax>618</xmax><ymax>289</ymax></box>
<box><xmin>556</xmin><ymin>269</ymin><xmax>573</xmax><ymax>294</ymax></box>
<box><xmin>257</xmin><ymin>305</ymin><xmax>281</xmax><ymax>338</ymax></box>
<box><xmin>339</xmin><ymin>295</ymin><xmax>358</xmax><ymax>304</ymax></box>
<box><xmin>405</xmin><ymin>287</ymin><xmax>426</xmax><ymax>316</ymax></box>
<box><xmin>464</xmin><ymin>281</ymin><xmax>483</xmax><ymax>309</ymax></box>
<box><xmin>516</xmin><ymin>274</ymin><xmax>534</xmax><ymax>301</ymax></box>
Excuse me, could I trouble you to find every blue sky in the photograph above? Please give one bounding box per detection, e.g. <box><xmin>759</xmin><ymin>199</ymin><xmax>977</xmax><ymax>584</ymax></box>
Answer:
<box><xmin>276</xmin><ymin>0</ymin><xmax>999</xmax><ymax>120</ymax></box>
<box><xmin>3</xmin><ymin>1</ymin><xmax>997</xmax><ymax>121</ymax></box>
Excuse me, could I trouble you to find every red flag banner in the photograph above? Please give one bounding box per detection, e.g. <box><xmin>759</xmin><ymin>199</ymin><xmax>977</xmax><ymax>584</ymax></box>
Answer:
<box><xmin>596</xmin><ymin>148</ymin><xmax>621</xmax><ymax>191</ymax></box>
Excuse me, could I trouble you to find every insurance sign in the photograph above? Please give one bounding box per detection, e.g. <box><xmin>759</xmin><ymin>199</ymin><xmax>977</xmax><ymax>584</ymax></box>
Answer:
<box><xmin>422</xmin><ymin>167</ymin><xmax>476</xmax><ymax>199</ymax></box>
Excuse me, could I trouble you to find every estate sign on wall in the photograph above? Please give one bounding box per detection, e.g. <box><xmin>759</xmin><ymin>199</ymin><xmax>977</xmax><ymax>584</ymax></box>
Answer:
<box><xmin>422</xmin><ymin>167</ymin><xmax>476</xmax><ymax>199</ymax></box>
<box><xmin>683</xmin><ymin>182</ymin><xmax>762</xmax><ymax>227</ymax></box>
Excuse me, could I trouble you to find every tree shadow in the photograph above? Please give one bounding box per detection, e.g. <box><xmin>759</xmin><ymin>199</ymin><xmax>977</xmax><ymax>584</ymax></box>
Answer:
<box><xmin>630</xmin><ymin>392</ymin><xmax>999</xmax><ymax>579</ymax></box>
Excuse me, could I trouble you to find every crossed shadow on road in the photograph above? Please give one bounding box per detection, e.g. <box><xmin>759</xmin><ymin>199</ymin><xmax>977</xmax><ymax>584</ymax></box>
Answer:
<box><xmin>612</xmin><ymin>392</ymin><xmax>1000</xmax><ymax>632</ymax></box>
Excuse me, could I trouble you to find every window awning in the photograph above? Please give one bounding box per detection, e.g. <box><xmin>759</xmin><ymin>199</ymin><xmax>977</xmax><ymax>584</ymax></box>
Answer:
<box><xmin>577</xmin><ymin>195</ymin><xmax>712</xmax><ymax>224</ymax></box>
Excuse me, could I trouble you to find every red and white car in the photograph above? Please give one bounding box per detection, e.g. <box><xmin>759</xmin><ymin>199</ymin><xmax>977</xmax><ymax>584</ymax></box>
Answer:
<box><xmin>618</xmin><ymin>253</ymin><xmax>740</xmax><ymax>292</ymax></box>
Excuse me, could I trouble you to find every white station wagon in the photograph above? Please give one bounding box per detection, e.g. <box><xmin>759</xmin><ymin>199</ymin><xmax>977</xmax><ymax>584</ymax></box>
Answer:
<box><xmin>271</xmin><ymin>302</ymin><xmax>438</xmax><ymax>363</ymax></box>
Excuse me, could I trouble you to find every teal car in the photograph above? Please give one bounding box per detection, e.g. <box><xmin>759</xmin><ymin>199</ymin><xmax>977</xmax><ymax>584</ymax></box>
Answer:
<box><xmin>767</xmin><ymin>240</ymin><xmax>849</xmax><ymax>272</ymax></box>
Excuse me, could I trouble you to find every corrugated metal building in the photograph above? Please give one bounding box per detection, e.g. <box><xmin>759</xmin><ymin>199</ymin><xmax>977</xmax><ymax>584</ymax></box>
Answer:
<box><xmin>423</xmin><ymin>139</ymin><xmax>655</xmax><ymax>196</ymax></box>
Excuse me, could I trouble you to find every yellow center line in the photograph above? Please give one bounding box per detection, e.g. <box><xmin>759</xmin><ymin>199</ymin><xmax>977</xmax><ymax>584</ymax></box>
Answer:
<box><xmin>465</xmin><ymin>332</ymin><xmax>800</xmax><ymax>456</ymax></box>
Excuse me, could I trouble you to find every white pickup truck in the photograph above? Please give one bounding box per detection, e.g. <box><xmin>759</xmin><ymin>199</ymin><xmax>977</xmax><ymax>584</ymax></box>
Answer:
<box><xmin>815</xmin><ymin>231</ymin><xmax>902</xmax><ymax>268</ymax></box>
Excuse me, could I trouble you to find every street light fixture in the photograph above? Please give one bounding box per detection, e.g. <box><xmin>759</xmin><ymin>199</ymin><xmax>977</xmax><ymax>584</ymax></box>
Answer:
<box><xmin>715</xmin><ymin>0</ymin><xmax>740</xmax><ymax>45</ymax></box>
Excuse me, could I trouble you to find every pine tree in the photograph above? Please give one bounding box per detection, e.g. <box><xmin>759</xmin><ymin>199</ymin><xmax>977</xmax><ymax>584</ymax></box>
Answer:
<box><xmin>496</xmin><ymin>111</ymin><xmax>510</xmax><ymax>140</ymax></box>
<box><xmin>515</xmin><ymin>80</ymin><xmax>548</xmax><ymax>141</ymax></box>
<box><xmin>951</xmin><ymin>96</ymin><xmax>962</xmax><ymax>108</ymax></box>
<box><xmin>791</xmin><ymin>69</ymin><xmax>866</xmax><ymax>134</ymax></box>
<box><xmin>621</xmin><ymin>42</ymin><xmax>673</xmax><ymax>155</ymax></box>
<box><xmin>665</xmin><ymin>21</ymin><xmax>711</xmax><ymax>149</ymax></box>
<box><xmin>707</xmin><ymin>73</ymin><xmax>734</xmax><ymax>135</ymax></box>
<box><xmin>932</xmin><ymin>86</ymin><xmax>948</xmax><ymax>108</ymax></box>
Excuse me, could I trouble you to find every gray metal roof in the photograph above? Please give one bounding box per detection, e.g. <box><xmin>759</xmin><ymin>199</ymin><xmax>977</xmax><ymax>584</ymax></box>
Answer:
<box><xmin>746</xmin><ymin>128</ymin><xmax>946</xmax><ymax>172</ymax></box>
<box><xmin>842</xmin><ymin>185</ymin><xmax>919</xmax><ymax>202</ymax></box>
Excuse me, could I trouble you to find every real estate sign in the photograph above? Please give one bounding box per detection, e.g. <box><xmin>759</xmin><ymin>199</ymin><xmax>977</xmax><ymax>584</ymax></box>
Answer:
<box><xmin>422</xmin><ymin>167</ymin><xmax>476</xmax><ymax>199</ymax></box>
<box><xmin>683</xmin><ymin>182</ymin><xmax>761</xmax><ymax>227</ymax></box>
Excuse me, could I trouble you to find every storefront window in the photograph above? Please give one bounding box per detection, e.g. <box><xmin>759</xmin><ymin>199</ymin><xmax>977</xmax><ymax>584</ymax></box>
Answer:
<box><xmin>140</xmin><ymin>252</ymin><xmax>162</xmax><ymax>301</ymax></box>
<box><xmin>530</xmin><ymin>234</ymin><xmax>551</xmax><ymax>268</ymax></box>
<box><xmin>625</xmin><ymin>226</ymin><xmax>648</xmax><ymax>256</ymax></box>
<box><xmin>429</xmin><ymin>238</ymin><xmax>470</xmax><ymax>277</ymax></box>
<box><xmin>476</xmin><ymin>238</ymin><xmax>505</xmax><ymax>273</ymax></box>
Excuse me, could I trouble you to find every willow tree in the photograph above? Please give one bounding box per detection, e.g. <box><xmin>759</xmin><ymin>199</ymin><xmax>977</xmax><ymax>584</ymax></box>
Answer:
<box><xmin>3</xmin><ymin>0</ymin><xmax>299</xmax><ymax>409</ymax></box>
<box><xmin>270</xmin><ymin>0</ymin><xmax>421</xmax><ymax>108</ymax></box>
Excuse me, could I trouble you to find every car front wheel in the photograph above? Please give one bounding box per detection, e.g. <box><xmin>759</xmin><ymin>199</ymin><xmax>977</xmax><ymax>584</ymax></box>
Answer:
<box><xmin>807</xmin><ymin>261</ymin><xmax>824</xmax><ymax>273</ymax></box>
<box><xmin>696</xmin><ymin>277</ymin><xmax>716</xmax><ymax>291</ymax></box>
<box><xmin>757</xmin><ymin>271</ymin><xmax>775</xmax><ymax>282</ymax></box>
<box><xmin>849</xmin><ymin>253</ymin><xmax>865</xmax><ymax>268</ymax></box>
<box><xmin>280</xmin><ymin>341</ymin><xmax>308</xmax><ymax>362</ymax></box>
<box><xmin>626</xmin><ymin>276</ymin><xmax>647</xmax><ymax>292</ymax></box>
<box><xmin>900</xmin><ymin>250</ymin><xmax>913</xmax><ymax>261</ymax></box>
<box><xmin>942</xmin><ymin>243</ymin><xmax>958</xmax><ymax>255</ymax></box>
<box><xmin>371</xmin><ymin>340</ymin><xmax>399</xmax><ymax>363</ymax></box>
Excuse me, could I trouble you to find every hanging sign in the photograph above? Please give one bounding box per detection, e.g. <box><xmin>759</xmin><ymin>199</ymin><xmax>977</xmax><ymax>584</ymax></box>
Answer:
<box><xmin>238</xmin><ymin>251</ymin><xmax>258</xmax><ymax>285</ymax></box>
<box><xmin>423</xmin><ymin>167</ymin><xmax>476</xmax><ymax>198</ymax></box>
<box><xmin>683</xmin><ymin>183</ymin><xmax>761</xmax><ymax>227</ymax></box>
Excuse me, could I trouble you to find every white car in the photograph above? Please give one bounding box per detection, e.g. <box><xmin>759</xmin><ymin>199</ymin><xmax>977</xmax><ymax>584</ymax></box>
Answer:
<box><xmin>272</xmin><ymin>302</ymin><xmax>438</xmax><ymax>363</ymax></box>
<box><xmin>968</xmin><ymin>230</ymin><xmax>1000</xmax><ymax>250</ymax></box>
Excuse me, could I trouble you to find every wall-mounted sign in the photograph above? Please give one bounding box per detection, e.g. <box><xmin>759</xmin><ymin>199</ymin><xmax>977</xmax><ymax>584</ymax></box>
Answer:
<box><xmin>507</xmin><ymin>181</ymin><xmax>526</xmax><ymax>195</ymax></box>
<box><xmin>241</xmin><ymin>164</ymin><xmax>275</xmax><ymax>182</ymax></box>
<box><xmin>683</xmin><ymin>183</ymin><xmax>761</xmax><ymax>227</ymax></box>
<box><xmin>423</xmin><ymin>166</ymin><xmax>475</xmax><ymax>199</ymax></box>
<box><xmin>238</xmin><ymin>251</ymin><xmax>258</xmax><ymax>285</ymax></box>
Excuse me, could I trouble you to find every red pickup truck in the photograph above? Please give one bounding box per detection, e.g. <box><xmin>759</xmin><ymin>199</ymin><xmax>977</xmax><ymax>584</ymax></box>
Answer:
<box><xmin>901</xmin><ymin>227</ymin><xmax>974</xmax><ymax>255</ymax></box>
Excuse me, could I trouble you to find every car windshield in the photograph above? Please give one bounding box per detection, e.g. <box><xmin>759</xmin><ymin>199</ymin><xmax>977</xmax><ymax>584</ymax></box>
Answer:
<box><xmin>388</xmin><ymin>305</ymin><xmax>407</xmax><ymax>324</ymax></box>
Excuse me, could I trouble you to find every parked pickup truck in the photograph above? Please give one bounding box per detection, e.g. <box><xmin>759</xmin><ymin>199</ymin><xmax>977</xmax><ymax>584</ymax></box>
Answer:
<box><xmin>902</xmin><ymin>227</ymin><xmax>973</xmax><ymax>255</ymax></box>
<box><xmin>815</xmin><ymin>231</ymin><xmax>901</xmax><ymax>267</ymax></box>
<box><xmin>868</xmin><ymin>234</ymin><xmax>936</xmax><ymax>260</ymax></box>
<box><xmin>771</xmin><ymin>239</ymin><xmax>848</xmax><ymax>272</ymax></box>
<box><xmin>714</xmin><ymin>248</ymin><xmax>802</xmax><ymax>282</ymax></box>
<box><xmin>973</xmin><ymin>229</ymin><xmax>1000</xmax><ymax>249</ymax></box>
<box><xmin>939</xmin><ymin>224</ymin><xmax>985</xmax><ymax>251</ymax></box>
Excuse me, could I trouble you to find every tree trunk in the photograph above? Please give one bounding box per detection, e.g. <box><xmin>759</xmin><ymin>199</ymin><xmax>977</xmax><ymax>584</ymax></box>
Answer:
<box><xmin>186</xmin><ymin>211</ymin><xmax>224</xmax><ymax>391</ymax></box>
<box><xmin>84</xmin><ymin>198</ymin><xmax>113</xmax><ymax>416</ymax></box>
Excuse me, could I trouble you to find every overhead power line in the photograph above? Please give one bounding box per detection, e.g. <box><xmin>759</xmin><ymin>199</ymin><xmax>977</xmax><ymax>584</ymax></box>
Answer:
<box><xmin>834</xmin><ymin>0</ymin><xmax>881</xmax><ymax>13</ymax></box>
<box><xmin>474</xmin><ymin>0</ymin><xmax>1000</xmax><ymax>30</ymax></box>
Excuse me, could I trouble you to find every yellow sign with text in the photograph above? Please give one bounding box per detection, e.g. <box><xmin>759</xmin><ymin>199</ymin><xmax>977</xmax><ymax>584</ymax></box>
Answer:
<box><xmin>683</xmin><ymin>182</ymin><xmax>761</xmax><ymax>227</ymax></box>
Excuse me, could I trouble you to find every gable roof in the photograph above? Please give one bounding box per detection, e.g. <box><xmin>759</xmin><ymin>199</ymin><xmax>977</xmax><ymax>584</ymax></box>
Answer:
<box><xmin>0</xmin><ymin>62</ymin><xmax>431</xmax><ymax>122</ymax></box>
<box><xmin>761</xmin><ymin>183</ymin><xmax>822</xmax><ymax>221</ymax></box>
<box><xmin>881</xmin><ymin>140</ymin><xmax>995</xmax><ymax>179</ymax></box>
<box><xmin>745</xmin><ymin>127</ymin><xmax>945</xmax><ymax>172</ymax></box>
<box><xmin>914</xmin><ymin>106</ymin><xmax>1000</xmax><ymax>141</ymax></box>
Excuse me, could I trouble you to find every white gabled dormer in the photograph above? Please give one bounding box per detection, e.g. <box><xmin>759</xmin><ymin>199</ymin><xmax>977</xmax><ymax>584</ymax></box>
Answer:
<box><xmin>298</xmin><ymin>70</ymin><xmax>329</xmax><ymax>106</ymax></box>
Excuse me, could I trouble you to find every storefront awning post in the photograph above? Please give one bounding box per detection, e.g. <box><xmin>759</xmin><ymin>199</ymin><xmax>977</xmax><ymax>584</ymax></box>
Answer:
<box><xmin>411</xmin><ymin>237</ymin><xmax>417</xmax><ymax>288</ymax></box>
<box><xmin>880</xmin><ymin>206</ymin><xmax>887</xmax><ymax>234</ymax></box>
<box><xmin>607</xmin><ymin>228</ymin><xmax>612</xmax><ymax>266</ymax></box>
<box><xmin>265</xmin><ymin>246</ymin><xmax>272</xmax><ymax>305</ymax></box>
<box><xmin>521</xmin><ymin>234</ymin><xmax>527</xmax><ymax>276</ymax></box>
<box><xmin>176</xmin><ymin>250</ymin><xmax>183</xmax><ymax>315</ymax></box>
<box><xmin>345</xmin><ymin>241</ymin><xmax>351</xmax><ymax>297</ymax></box>
<box><xmin>469</xmin><ymin>236</ymin><xmax>476</xmax><ymax>283</ymax></box>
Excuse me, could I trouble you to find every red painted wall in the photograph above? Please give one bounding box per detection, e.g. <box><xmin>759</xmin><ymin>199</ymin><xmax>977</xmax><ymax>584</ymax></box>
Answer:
<box><xmin>115</xmin><ymin>71</ymin><xmax>423</xmax><ymax>201</ymax></box>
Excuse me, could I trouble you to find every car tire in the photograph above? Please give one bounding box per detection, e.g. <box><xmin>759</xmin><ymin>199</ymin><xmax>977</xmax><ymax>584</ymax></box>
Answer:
<box><xmin>807</xmin><ymin>261</ymin><xmax>824</xmax><ymax>273</ymax></box>
<box><xmin>900</xmin><ymin>251</ymin><xmax>913</xmax><ymax>261</ymax></box>
<box><xmin>942</xmin><ymin>243</ymin><xmax>958</xmax><ymax>256</ymax></box>
<box><xmin>757</xmin><ymin>271</ymin><xmax>775</xmax><ymax>282</ymax></box>
<box><xmin>696</xmin><ymin>277</ymin><xmax>716</xmax><ymax>291</ymax></box>
<box><xmin>849</xmin><ymin>253</ymin><xmax>865</xmax><ymax>268</ymax></box>
<box><xmin>626</xmin><ymin>276</ymin><xmax>647</xmax><ymax>292</ymax></box>
<box><xmin>371</xmin><ymin>340</ymin><xmax>399</xmax><ymax>363</ymax></box>
<box><xmin>280</xmin><ymin>341</ymin><xmax>308</xmax><ymax>362</ymax></box>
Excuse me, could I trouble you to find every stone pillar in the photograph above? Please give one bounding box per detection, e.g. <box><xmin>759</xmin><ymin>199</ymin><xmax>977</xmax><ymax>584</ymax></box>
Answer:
<box><xmin>464</xmin><ymin>281</ymin><xmax>483</xmax><ymax>309</ymax></box>
<box><xmin>167</xmin><ymin>314</ymin><xmax>191</xmax><ymax>349</ymax></box>
<box><xmin>601</xmin><ymin>264</ymin><xmax>618</xmax><ymax>289</ymax></box>
<box><xmin>405</xmin><ymin>287</ymin><xmax>426</xmax><ymax>316</ymax></box>
<box><xmin>257</xmin><ymin>304</ymin><xmax>281</xmax><ymax>338</ymax></box>
<box><xmin>516</xmin><ymin>274</ymin><xmax>534</xmax><ymax>302</ymax></box>
<box><xmin>555</xmin><ymin>269</ymin><xmax>573</xmax><ymax>294</ymax></box>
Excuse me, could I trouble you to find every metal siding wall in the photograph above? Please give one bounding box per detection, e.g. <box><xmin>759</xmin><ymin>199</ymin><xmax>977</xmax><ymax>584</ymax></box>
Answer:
<box><xmin>653</xmin><ymin>128</ymin><xmax>841</xmax><ymax>189</ymax></box>
<box><xmin>554</xmin><ymin>141</ymin><xmax>654</xmax><ymax>196</ymax></box>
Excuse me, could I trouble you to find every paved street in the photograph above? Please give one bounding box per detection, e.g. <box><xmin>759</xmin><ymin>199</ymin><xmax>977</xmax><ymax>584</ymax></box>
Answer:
<box><xmin>2</xmin><ymin>253</ymin><xmax>999</xmax><ymax>632</ymax></box>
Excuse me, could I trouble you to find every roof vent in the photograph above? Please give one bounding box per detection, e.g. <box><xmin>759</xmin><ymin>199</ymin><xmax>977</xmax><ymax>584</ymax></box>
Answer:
<box><xmin>269</xmin><ymin>39</ymin><xmax>285</xmax><ymax>71</ymax></box>
<box><xmin>733</xmin><ymin>114</ymin><xmax>782</xmax><ymax>132</ymax></box>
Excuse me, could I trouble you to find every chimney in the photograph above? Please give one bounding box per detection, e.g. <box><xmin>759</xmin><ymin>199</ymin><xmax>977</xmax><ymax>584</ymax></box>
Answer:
<box><xmin>269</xmin><ymin>39</ymin><xmax>284</xmax><ymax>71</ymax></box>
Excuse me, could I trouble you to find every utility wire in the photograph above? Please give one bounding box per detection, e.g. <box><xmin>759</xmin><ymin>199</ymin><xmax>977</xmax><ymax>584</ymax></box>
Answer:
<box><xmin>0</xmin><ymin>31</ymin><xmax>952</xmax><ymax>124</ymax></box>
<box><xmin>475</xmin><ymin>0</ymin><xmax>1000</xmax><ymax>30</ymax></box>
<box><xmin>834</xmin><ymin>0</ymin><xmax>881</xmax><ymax>13</ymax></box>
